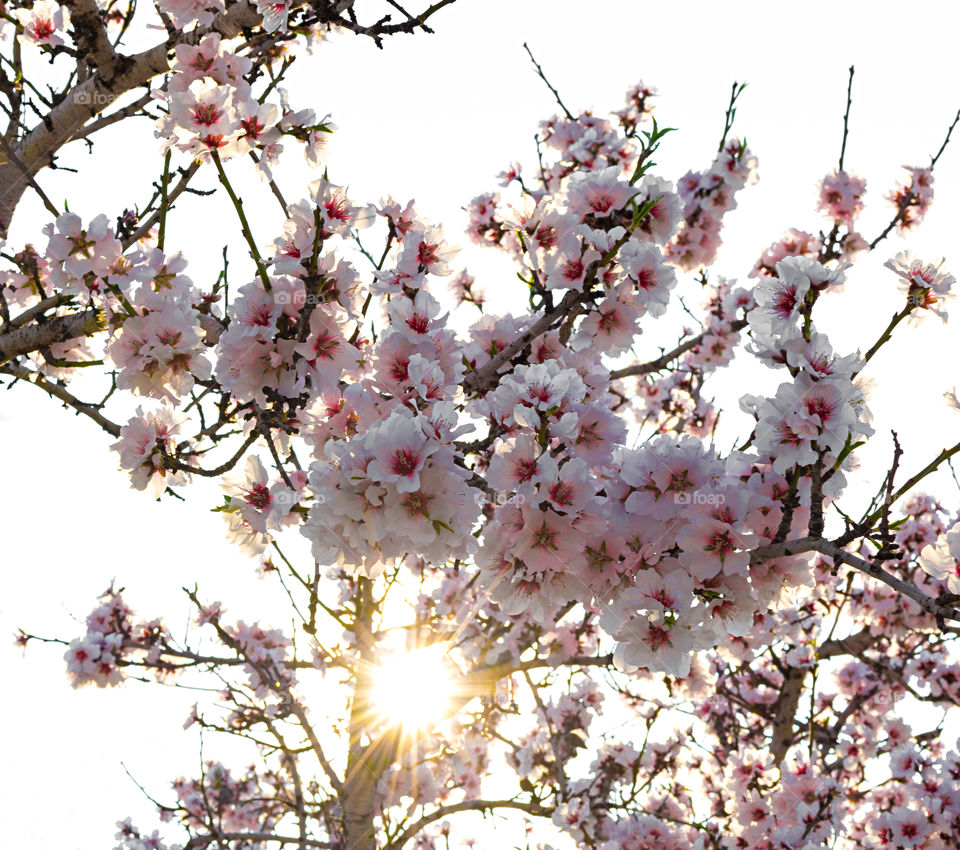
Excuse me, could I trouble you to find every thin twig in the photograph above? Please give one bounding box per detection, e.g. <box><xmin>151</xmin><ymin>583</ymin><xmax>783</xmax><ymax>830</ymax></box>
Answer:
<box><xmin>838</xmin><ymin>65</ymin><xmax>854</xmax><ymax>172</ymax></box>
<box><xmin>931</xmin><ymin>106</ymin><xmax>960</xmax><ymax>168</ymax></box>
<box><xmin>0</xmin><ymin>132</ymin><xmax>60</xmax><ymax>218</ymax></box>
<box><xmin>522</xmin><ymin>42</ymin><xmax>574</xmax><ymax>121</ymax></box>
<box><xmin>717</xmin><ymin>81</ymin><xmax>746</xmax><ymax>152</ymax></box>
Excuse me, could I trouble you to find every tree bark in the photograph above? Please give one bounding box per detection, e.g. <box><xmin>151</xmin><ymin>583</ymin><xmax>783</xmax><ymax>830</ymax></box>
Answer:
<box><xmin>771</xmin><ymin>666</ymin><xmax>807</xmax><ymax>763</ymax></box>
<box><xmin>0</xmin><ymin>307</ymin><xmax>103</xmax><ymax>365</ymax></box>
<box><xmin>341</xmin><ymin>577</ymin><xmax>379</xmax><ymax>850</ymax></box>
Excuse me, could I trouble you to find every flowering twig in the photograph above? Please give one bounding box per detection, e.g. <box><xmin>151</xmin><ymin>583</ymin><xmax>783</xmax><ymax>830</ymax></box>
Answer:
<box><xmin>717</xmin><ymin>80</ymin><xmax>746</xmax><ymax>152</ymax></box>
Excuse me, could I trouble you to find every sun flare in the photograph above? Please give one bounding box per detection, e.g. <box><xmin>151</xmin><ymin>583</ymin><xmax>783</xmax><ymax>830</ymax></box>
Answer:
<box><xmin>370</xmin><ymin>643</ymin><xmax>454</xmax><ymax>729</ymax></box>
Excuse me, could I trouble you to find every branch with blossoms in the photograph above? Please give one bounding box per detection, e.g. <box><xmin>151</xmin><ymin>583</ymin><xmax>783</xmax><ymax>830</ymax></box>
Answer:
<box><xmin>0</xmin><ymin>0</ymin><xmax>459</xmax><ymax>237</ymax></box>
<box><xmin>8</xmin><ymin>16</ymin><xmax>960</xmax><ymax>850</ymax></box>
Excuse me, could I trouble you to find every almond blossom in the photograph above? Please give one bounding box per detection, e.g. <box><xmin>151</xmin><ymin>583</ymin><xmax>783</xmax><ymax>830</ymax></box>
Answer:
<box><xmin>13</xmin><ymin>0</ymin><xmax>70</xmax><ymax>48</ymax></box>
<box><xmin>8</xmin><ymin>24</ymin><xmax>960</xmax><ymax>850</ymax></box>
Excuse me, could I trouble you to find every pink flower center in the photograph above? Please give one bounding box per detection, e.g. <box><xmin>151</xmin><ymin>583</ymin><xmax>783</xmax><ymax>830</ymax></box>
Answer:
<box><xmin>775</xmin><ymin>422</ymin><xmax>803</xmax><ymax>446</ymax></box>
<box><xmin>645</xmin><ymin>625</ymin><xmax>672</xmax><ymax>651</ymax></box>
<box><xmin>241</xmin><ymin>117</ymin><xmax>265</xmax><ymax>138</ymax></box>
<box><xmin>248</xmin><ymin>303</ymin><xmax>274</xmax><ymax>327</ymax></box>
<box><xmin>549</xmin><ymin>480</ymin><xmax>574</xmax><ymax>506</ymax></box>
<box><xmin>804</xmin><ymin>395</ymin><xmax>835</xmax><ymax>422</ymax></box>
<box><xmin>390</xmin><ymin>447</ymin><xmax>421</xmax><ymax>477</ymax></box>
<box><xmin>312</xmin><ymin>331</ymin><xmax>340</xmax><ymax>360</ymax></box>
<box><xmin>402</xmin><ymin>492</ymin><xmax>433</xmax><ymax>517</ymax></box>
<box><xmin>390</xmin><ymin>356</ymin><xmax>410</xmax><ymax>382</ymax></box>
<box><xmin>324</xmin><ymin>197</ymin><xmax>351</xmax><ymax>223</ymax></box>
<box><xmin>650</xmin><ymin>588</ymin><xmax>675</xmax><ymax>608</ymax></box>
<box><xmin>577</xmin><ymin>421</ymin><xmax>601</xmax><ymax>446</ymax></box>
<box><xmin>190</xmin><ymin>55</ymin><xmax>216</xmax><ymax>73</ymax></box>
<box><xmin>772</xmin><ymin>284</ymin><xmax>797</xmax><ymax>317</ymax></box>
<box><xmin>515</xmin><ymin>459</ymin><xmax>538</xmax><ymax>483</ymax></box>
<box><xmin>245</xmin><ymin>483</ymin><xmax>272</xmax><ymax>510</ymax></box>
<box><xmin>32</xmin><ymin>19</ymin><xmax>55</xmax><ymax>39</ymax></box>
<box><xmin>705</xmin><ymin>531</ymin><xmax>736</xmax><ymax>557</ymax></box>
<box><xmin>598</xmin><ymin>309</ymin><xmax>621</xmax><ymax>332</ymax></box>
<box><xmin>535</xmin><ymin>225</ymin><xmax>557</xmax><ymax>248</ymax></box>
<box><xmin>531</xmin><ymin>523</ymin><xmax>558</xmax><ymax>550</ymax></box>
<box><xmin>636</xmin><ymin>267</ymin><xmax>657</xmax><ymax>290</ymax></box>
<box><xmin>562</xmin><ymin>259</ymin><xmax>584</xmax><ymax>281</ymax></box>
<box><xmin>405</xmin><ymin>314</ymin><xmax>430</xmax><ymax>334</ymax></box>
<box><xmin>418</xmin><ymin>241</ymin><xmax>439</xmax><ymax>266</ymax></box>
<box><xmin>527</xmin><ymin>384</ymin><xmax>552</xmax><ymax>405</ymax></box>
<box><xmin>589</xmin><ymin>193</ymin><xmax>615</xmax><ymax>214</ymax></box>
<box><xmin>192</xmin><ymin>104</ymin><xmax>222</xmax><ymax>127</ymax></box>
<box><xmin>156</xmin><ymin>330</ymin><xmax>182</xmax><ymax>347</ymax></box>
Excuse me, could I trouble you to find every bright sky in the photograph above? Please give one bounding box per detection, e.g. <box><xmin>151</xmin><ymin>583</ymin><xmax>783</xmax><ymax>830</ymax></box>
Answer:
<box><xmin>3</xmin><ymin>2</ymin><xmax>960</xmax><ymax>848</ymax></box>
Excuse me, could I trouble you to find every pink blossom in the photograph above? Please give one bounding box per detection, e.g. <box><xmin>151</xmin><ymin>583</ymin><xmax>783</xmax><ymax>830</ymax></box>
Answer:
<box><xmin>112</xmin><ymin>407</ymin><xmax>189</xmax><ymax>497</ymax></box>
<box><xmin>13</xmin><ymin>0</ymin><xmax>70</xmax><ymax>48</ymax></box>
<box><xmin>365</xmin><ymin>408</ymin><xmax>439</xmax><ymax>494</ymax></box>
<box><xmin>565</xmin><ymin>165</ymin><xmax>635</xmax><ymax>220</ymax></box>
<box><xmin>885</xmin><ymin>251</ymin><xmax>955</xmax><ymax>320</ymax></box>
<box><xmin>919</xmin><ymin>523</ymin><xmax>960</xmax><ymax>593</ymax></box>
<box><xmin>817</xmin><ymin>169</ymin><xmax>866</xmax><ymax>225</ymax></box>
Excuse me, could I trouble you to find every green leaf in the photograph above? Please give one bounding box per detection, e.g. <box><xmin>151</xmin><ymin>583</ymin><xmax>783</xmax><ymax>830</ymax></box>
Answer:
<box><xmin>432</xmin><ymin>518</ymin><xmax>455</xmax><ymax>535</ymax></box>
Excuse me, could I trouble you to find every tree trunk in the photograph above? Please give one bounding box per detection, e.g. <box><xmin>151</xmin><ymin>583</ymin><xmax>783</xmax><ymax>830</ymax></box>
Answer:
<box><xmin>342</xmin><ymin>577</ymin><xmax>379</xmax><ymax>850</ymax></box>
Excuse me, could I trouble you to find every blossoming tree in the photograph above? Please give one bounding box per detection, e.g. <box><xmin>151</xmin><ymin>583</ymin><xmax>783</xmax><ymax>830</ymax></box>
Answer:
<box><xmin>4</xmin><ymin>2</ymin><xmax>960</xmax><ymax>849</ymax></box>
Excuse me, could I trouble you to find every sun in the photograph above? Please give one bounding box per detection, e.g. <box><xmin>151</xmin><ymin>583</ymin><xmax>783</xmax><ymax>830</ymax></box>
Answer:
<box><xmin>370</xmin><ymin>643</ymin><xmax>454</xmax><ymax>729</ymax></box>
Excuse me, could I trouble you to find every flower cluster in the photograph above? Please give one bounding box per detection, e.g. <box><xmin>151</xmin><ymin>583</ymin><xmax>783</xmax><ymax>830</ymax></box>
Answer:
<box><xmin>667</xmin><ymin>138</ymin><xmax>757</xmax><ymax>270</ymax></box>
<box><xmin>155</xmin><ymin>33</ymin><xmax>331</xmax><ymax>171</ymax></box>
<box><xmin>887</xmin><ymin>165</ymin><xmax>935</xmax><ymax>233</ymax></box>
<box><xmin>64</xmin><ymin>589</ymin><xmax>168</xmax><ymax>688</ymax></box>
<box><xmin>818</xmin><ymin>169</ymin><xmax>866</xmax><ymax>226</ymax></box>
<box><xmin>112</xmin><ymin>407</ymin><xmax>190</xmax><ymax>498</ymax></box>
<box><xmin>302</xmin><ymin>406</ymin><xmax>481</xmax><ymax>575</ymax></box>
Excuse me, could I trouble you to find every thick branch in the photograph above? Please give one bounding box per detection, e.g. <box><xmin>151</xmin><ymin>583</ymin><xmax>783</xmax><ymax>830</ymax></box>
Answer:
<box><xmin>0</xmin><ymin>293</ymin><xmax>73</xmax><ymax>333</ymax></box>
<box><xmin>463</xmin><ymin>289</ymin><xmax>580</xmax><ymax>394</ymax></box>
<box><xmin>0</xmin><ymin>308</ymin><xmax>103</xmax><ymax>365</ymax></box>
<box><xmin>749</xmin><ymin>536</ymin><xmax>960</xmax><ymax>624</ymax></box>
<box><xmin>341</xmin><ymin>577</ymin><xmax>378</xmax><ymax>850</ymax></box>
<box><xmin>65</xmin><ymin>0</ymin><xmax>120</xmax><ymax>77</ymax></box>
<box><xmin>770</xmin><ymin>666</ymin><xmax>806</xmax><ymax>763</ymax></box>
<box><xmin>818</xmin><ymin>628</ymin><xmax>876</xmax><ymax>660</ymax></box>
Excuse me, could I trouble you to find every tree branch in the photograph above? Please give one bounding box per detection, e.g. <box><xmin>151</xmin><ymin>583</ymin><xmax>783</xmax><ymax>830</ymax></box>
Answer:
<box><xmin>610</xmin><ymin>318</ymin><xmax>747</xmax><ymax>380</ymax></box>
<box><xmin>386</xmin><ymin>799</ymin><xmax>553</xmax><ymax>850</ymax></box>
<box><xmin>0</xmin><ymin>362</ymin><xmax>121</xmax><ymax>436</ymax></box>
<box><xmin>0</xmin><ymin>307</ymin><xmax>104</xmax><ymax>366</ymax></box>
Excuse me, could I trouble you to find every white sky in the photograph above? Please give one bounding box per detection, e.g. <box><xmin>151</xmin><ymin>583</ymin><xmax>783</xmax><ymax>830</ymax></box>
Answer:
<box><xmin>3</xmin><ymin>1</ymin><xmax>960</xmax><ymax>847</ymax></box>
